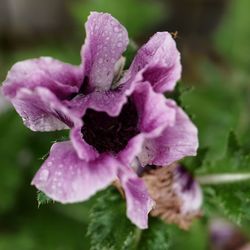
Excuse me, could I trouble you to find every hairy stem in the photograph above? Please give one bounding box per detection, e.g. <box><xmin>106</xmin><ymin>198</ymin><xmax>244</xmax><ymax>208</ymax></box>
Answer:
<box><xmin>197</xmin><ymin>173</ymin><xmax>250</xmax><ymax>185</ymax></box>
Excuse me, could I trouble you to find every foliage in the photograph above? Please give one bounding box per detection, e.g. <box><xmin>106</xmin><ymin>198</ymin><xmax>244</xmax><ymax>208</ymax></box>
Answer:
<box><xmin>199</xmin><ymin>132</ymin><xmax>250</xmax><ymax>227</ymax></box>
<box><xmin>37</xmin><ymin>191</ymin><xmax>52</xmax><ymax>207</ymax></box>
<box><xmin>88</xmin><ymin>188</ymin><xmax>171</xmax><ymax>250</ymax></box>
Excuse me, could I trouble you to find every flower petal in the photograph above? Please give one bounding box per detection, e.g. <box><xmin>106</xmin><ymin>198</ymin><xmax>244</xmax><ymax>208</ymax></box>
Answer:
<box><xmin>118</xmin><ymin>82</ymin><xmax>176</xmax><ymax>165</ymax></box>
<box><xmin>32</xmin><ymin>141</ymin><xmax>119</xmax><ymax>203</ymax></box>
<box><xmin>127</xmin><ymin>32</ymin><xmax>181</xmax><ymax>92</ymax></box>
<box><xmin>2</xmin><ymin>57</ymin><xmax>83</xmax><ymax>100</ymax></box>
<box><xmin>138</xmin><ymin>101</ymin><xmax>198</xmax><ymax>166</ymax></box>
<box><xmin>9</xmin><ymin>87</ymin><xmax>76</xmax><ymax>131</ymax></box>
<box><xmin>70</xmin><ymin>124</ymin><xmax>99</xmax><ymax>161</ymax></box>
<box><xmin>173</xmin><ymin>165</ymin><xmax>203</xmax><ymax>214</ymax></box>
<box><xmin>81</xmin><ymin>12</ymin><xmax>129</xmax><ymax>90</ymax></box>
<box><xmin>119</xmin><ymin>167</ymin><xmax>154</xmax><ymax>229</ymax></box>
<box><xmin>1</xmin><ymin>57</ymin><xmax>83</xmax><ymax>131</ymax></box>
<box><xmin>132</xmin><ymin>82</ymin><xmax>176</xmax><ymax>137</ymax></box>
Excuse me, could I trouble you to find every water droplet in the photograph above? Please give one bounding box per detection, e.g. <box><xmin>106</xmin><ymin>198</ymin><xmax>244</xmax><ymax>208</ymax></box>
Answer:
<box><xmin>39</xmin><ymin>169</ymin><xmax>49</xmax><ymax>181</ymax></box>
<box><xmin>114</xmin><ymin>26</ymin><xmax>120</xmax><ymax>33</ymax></box>
<box><xmin>98</xmin><ymin>58</ymin><xmax>103</xmax><ymax>64</ymax></box>
<box><xmin>56</xmin><ymin>171</ymin><xmax>62</xmax><ymax>176</ymax></box>
<box><xmin>111</xmin><ymin>20</ymin><xmax>117</xmax><ymax>26</ymax></box>
<box><xmin>117</xmin><ymin>42</ymin><xmax>123</xmax><ymax>48</ymax></box>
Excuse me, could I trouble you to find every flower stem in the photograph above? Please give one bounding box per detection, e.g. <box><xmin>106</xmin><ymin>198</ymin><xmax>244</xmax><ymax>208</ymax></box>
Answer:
<box><xmin>197</xmin><ymin>173</ymin><xmax>250</xmax><ymax>185</ymax></box>
<box><xmin>132</xmin><ymin>227</ymin><xmax>142</xmax><ymax>250</ymax></box>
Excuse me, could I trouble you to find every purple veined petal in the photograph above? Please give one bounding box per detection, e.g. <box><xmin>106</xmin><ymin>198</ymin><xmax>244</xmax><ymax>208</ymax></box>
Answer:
<box><xmin>1</xmin><ymin>57</ymin><xmax>84</xmax><ymax>131</ymax></box>
<box><xmin>66</xmin><ymin>72</ymin><xmax>143</xmax><ymax>119</ymax></box>
<box><xmin>118</xmin><ymin>166</ymin><xmax>154</xmax><ymax>229</ymax></box>
<box><xmin>9</xmin><ymin>87</ymin><xmax>78</xmax><ymax>131</ymax></box>
<box><xmin>118</xmin><ymin>82</ymin><xmax>176</xmax><ymax>165</ymax></box>
<box><xmin>2</xmin><ymin>57</ymin><xmax>83</xmax><ymax>100</ymax></box>
<box><xmin>70</xmin><ymin>124</ymin><xmax>99</xmax><ymax>161</ymax></box>
<box><xmin>32</xmin><ymin>141</ymin><xmax>119</xmax><ymax>203</ymax></box>
<box><xmin>127</xmin><ymin>32</ymin><xmax>181</xmax><ymax>93</ymax></box>
<box><xmin>173</xmin><ymin>165</ymin><xmax>202</xmax><ymax>214</ymax></box>
<box><xmin>138</xmin><ymin>100</ymin><xmax>198</xmax><ymax>166</ymax></box>
<box><xmin>81</xmin><ymin>12</ymin><xmax>129</xmax><ymax>90</ymax></box>
<box><xmin>132</xmin><ymin>82</ymin><xmax>176</xmax><ymax>137</ymax></box>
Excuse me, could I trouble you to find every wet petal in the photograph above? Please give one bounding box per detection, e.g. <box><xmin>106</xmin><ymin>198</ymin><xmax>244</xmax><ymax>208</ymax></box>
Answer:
<box><xmin>81</xmin><ymin>12</ymin><xmax>129</xmax><ymax>90</ymax></box>
<box><xmin>2</xmin><ymin>57</ymin><xmax>83</xmax><ymax>100</ymax></box>
<box><xmin>119</xmin><ymin>167</ymin><xmax>154</xmax><ymax>229</ymax></box>
<box><xmin>139</xmin><ymin>100</ymin><xmax>198</xmax><ymax>166</ymax></box>
<box><xmin>9</xmin><ymin>87</ymin><xmax>77</xmax><ymax>131</ymax></box>
<box><xmin>118</xmin><ymin>82</ymin><xmax>176</xmax><ymax>165</ymax></box>
<box><xmin>70</xmin><ymin>124</ymin><xmax>99</xmax><ymax>161</ymax></box>
<box><xmin>2</xmin><ymin>57</ymin><xmax>83</xmax><ymax>131</ymax></box>
<box><xmin>127</xmin><ymin>32</ymin><xmax>181</xmax><ymax>92</ymax></box>
<box><xmin>132</xmin><ymin>82</ymin><xmax>176</xmax><ymax>137</ymax></box>
<box><xmin>32</xmin><ymin>141</ymin><xmax>119</xmax><ymax>203</ymax></box>
<box><xmin>173</xmin><ymin>165</ymin><xmax>203</xmax><ymax>214</ymax></box>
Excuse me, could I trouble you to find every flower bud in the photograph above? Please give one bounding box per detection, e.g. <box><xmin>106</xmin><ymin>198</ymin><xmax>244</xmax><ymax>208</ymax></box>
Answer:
<box><xmin>143</xmin><ymin>164</ymin><xmax>202</xmax><ymax>229</ymax></box>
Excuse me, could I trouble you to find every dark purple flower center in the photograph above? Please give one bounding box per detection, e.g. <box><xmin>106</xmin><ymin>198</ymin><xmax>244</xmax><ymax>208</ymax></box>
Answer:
<box><xmin>81</xmin><ymin>99</ymin><xmax>139</xmax><ymax>154</ymax></box>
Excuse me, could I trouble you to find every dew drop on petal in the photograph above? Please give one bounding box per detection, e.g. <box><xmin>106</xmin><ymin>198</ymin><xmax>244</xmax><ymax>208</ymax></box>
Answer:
<box><xmin>47</xmin><ymin>161</ymin><xmax>52</xmax><ymax>167</ymax></box>
<box><xmin>98</xmin><ymin>58</ymin><xmax>104</xmax><ymax>64</ymax></box>
<box><xmin>117</xmin><ymin>42</ymin><xmax>123</xmax><ymax>48</ymax></box>
<box><xmin>39</xmin><ymin>169</ymin><xmax>49</xmax><ymax>181</ymax></box>
<box><xmin>114</xmin><ymin>26</ymin><xmax>120</xmax><ymax>32</ymax></box>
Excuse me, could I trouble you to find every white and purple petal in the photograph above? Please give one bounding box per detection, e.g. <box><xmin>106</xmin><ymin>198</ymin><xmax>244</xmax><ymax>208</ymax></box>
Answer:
<box><xmin>81</xmin><ymin>12</ymin><xmax>129</xmax><ymax>90</ymax></box>
<box><xmin>138</xmin><ymin>100</ymin><xmax>198</xmax><ymax>166</ymax></box>
<box><xmin>127</xmin><ymin>32</ymin><xmax>181</xmax><ymax>93</ymax></box>
<box><xmin>118</xmin><ymin>81</ymin><xmax>176</xmax><ymax>165</ymax></box>
<box><xmin>2</xmin><ymin>57</ymin><xmax>83</xmax><ymax>99</ymax></box>
<box><xmin>2</xmin><ymin>57</ymin><xmax>83</xmax><ymax>131</ymax></box>
<box><xmin>32</xmin><ymin>141</ymin><xmax>119</xmax><ymax>203</ymax></box>
<box><xmin>118</xmin><ymin>166</ymin><xmax>154</xmax><ymax>229</ymax></box>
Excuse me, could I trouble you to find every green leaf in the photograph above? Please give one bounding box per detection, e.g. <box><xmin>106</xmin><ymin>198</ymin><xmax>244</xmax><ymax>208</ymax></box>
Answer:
<box><xmin>37</xmin><ymin>191</ymin><xmax>52</xmax><ymax>207</ymax></box>
<box><xmin>137</xmin><ymin>218</ymin><xmax>170</xmax><ymax>250</ymax></box>
<box><xmin>200</xmin><ymin>132</ymin><xmax>250</xmax><ymax>226</ymax></box>
<box><xmin>87</xmin><ymin>188</ymin><xmax>137</xmax><ymax>250</ymax></box>
<box><xmin>183</xmin><ymin>147</ymin><xmax>208</xmax><ymax>173</ymax></box>
<box><xmin>166</xmin><ymin>83</ymin><xmax>193</xmax><ymax>108</ymax></box>
<box><xmin>88</xmin><ymin>188</ymin><xmax>171</xmax><ymax>250</ymax></box>
<box><xmin>198</xmin><ymin>131</ymin><xmax>250</xmax><ymax>174</ymax></box>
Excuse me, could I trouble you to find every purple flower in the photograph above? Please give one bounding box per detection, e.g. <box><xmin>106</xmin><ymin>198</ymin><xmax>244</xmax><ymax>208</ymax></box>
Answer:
<box><xmin>1</xmin><ymin>12</ymin><xmax>198</xmax><ymax>229</ymax></box>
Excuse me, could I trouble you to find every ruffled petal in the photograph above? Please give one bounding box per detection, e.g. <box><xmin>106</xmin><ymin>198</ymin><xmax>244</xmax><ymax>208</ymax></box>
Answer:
<box><xmin>32</xmin><ymin>141</ymin><xmax>119</xmax><ymax>203</ymax></box>
<box><xmin>119</xmin><ymin>167</ymin><xmax>154</xmax><ymax>229</ymax></box>
<box><xmin>70</xmin><ymin>124</ymin><xmax>99</xmax><ymax>161</ymax></box>
<box><xmin>9</xmin><ymin>87</ymin><xmax>77</xmax><ymax>131</ymax></box>
<box><xmin>132</xmin><ymin>82</ymin><xmax>176</xmax><ymax>137</ymax></box>
<box><xmin>138</xmin><ymin>100</ymin><xmax>198</xmax><ymax>166</ymax></box>
<box><xmin>2</xmin><ymin>57</ymin><xmax>83</xmax><ymax>99</ymax></box>
<box><xmin>127</xmin><ymin>32</ymin><xmax>181</xmax><ymax>92</ymax></box>
<box><xmin>2</xmin><ymin>57</ymin><xmax>83</xmax><ymax>131</ymax></box>
<box><xmin>81</xmin><ymin>12</ymin><xmax>129</xmax><ymax>90</ymax></box>
<box><xmin>118</xmin><ymin>82</ymin><xmax>176</xmax><ymax>165</ymax></box>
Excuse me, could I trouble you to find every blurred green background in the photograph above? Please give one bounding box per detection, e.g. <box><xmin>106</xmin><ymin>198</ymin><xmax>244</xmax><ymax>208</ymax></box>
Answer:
<box><xmin>0</xmin><ymin>0</ymin><xmax>249</xmax><ymax>249</ymax></box>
